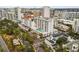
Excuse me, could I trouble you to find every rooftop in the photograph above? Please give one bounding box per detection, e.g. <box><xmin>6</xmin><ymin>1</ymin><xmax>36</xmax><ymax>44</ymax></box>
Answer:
<box><xmin>36</xmin><ymin>28</ymin><xmax>45</xmax><ymax>33</ymax></box>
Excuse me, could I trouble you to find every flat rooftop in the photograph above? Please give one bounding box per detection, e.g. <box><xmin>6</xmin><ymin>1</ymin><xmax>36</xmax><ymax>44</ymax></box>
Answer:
<box><xmin>36</xmin><ymin>28</ymin><xmax>45</xmax><ymax>33</ymax></box>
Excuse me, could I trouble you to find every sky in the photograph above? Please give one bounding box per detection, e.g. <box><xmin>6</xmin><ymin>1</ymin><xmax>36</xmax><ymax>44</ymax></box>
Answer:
<box><xmin>0</xmin><ymin>0</ymin><xmax>79</xmax><ymax>8</ymax></box>
<box><xmin>1</xmin><ymin>6</ymin><xmax>79</xmax><ymax>8</ymax></box>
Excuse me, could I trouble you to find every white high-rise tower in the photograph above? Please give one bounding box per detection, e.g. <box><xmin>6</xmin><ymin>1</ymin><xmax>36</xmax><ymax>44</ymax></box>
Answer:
<box><xmin>42</xmin><ymin>6</ymin><xmax>50</xmax><ymax>18</ymax></box>
<box><xmin>73</xmin><ymin>19</ymin><xmax>79</xmax><ymax>33</ymax></box>
<box><xmin>15</xmin><ymin>7</ymin><xmax>21</xmax><ymax>21</ymax></box>
<box><xmin>17</xmin><ymin>7</ymin><xmax>21</xmax><ymax>20</ymax></box>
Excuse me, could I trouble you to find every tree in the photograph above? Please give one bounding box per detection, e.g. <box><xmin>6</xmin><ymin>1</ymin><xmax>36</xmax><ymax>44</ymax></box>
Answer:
<box><xmin>40</xmin><ymin>42</ymin><xmax>51</xmax><ymax>52</ymax></box>
<box><xmin>13</xmin><ymin>28</ymin><xmax>21</xmax><ymax>36</ymax></box>
<box><xmin>0</xmin><ymin>45</ymin><xmax>3</xmax><ymax>52</ymax></box>
<box><xmin>0</xmin><ymin>19</ymin><xmax>20</xmax><ymax>36</ymax></box>
<box><xmin>56</xmin><ymin>37</ymin><xmax>68</xmax><ymax>52</ymax></box>
<box><xmin>39</xmin><ymin>33</ymin><xmax>43</xmax><ymax>38</ymax></box>
<box><xmin>22</xmin><ymin>32</ymin><xmax>33</xmax><ymax>44</ymax></box>
<box><xmin>15</xmin><ymin>45</ymin><xmax>25</xmax><ymax>52</ymax></box>
<box><xmin>56</xmin><ymin>37</ymin><xmax>67</xmax><ymax>45</ymax></box>
<box><xmin>28</xmin><ymin>28</ymin><xmax>32</xmax><ymax>32</ymax></box>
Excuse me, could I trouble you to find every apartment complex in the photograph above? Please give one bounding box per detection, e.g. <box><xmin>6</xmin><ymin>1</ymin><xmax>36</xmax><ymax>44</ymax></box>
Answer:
<box><xmin>34</xmin><ymin>17</ymin><xmax>54</xmax><ymax>35</ymax></box>
<box><xmin>0</xmin><ymin>7</ymin><xmax>79</xmax><ymax>34</ymax></box>
<box><xmin>72</xmin><ymin>19</ymin><xmax>79</xmax><ymax>33</ymax></box>
<box><xmin>42</xmin><ymin>6</ymin><xmax>50</xmax><ymax>18</ymax></box>
<box><xmin>22</xmin><ymin>7</ymin><xmax>54</xmax><ymax>36</ymax></box>
<box><xmin>53</xmin><ymin>8</ymin><xmax>79</xmax><ymax>20</ymax></box>
<box><xmin>0</xmin><ymin>8</ymin><xmax>16</xmax><ymax>20</ymax></box>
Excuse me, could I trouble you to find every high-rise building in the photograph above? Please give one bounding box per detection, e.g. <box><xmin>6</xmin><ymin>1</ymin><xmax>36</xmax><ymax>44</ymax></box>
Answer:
<box><xmin>15</xmin><ymin>7</ymin><xmax>22</xmax><ymax>21</ymax></box>
<box><xmin>72</xmin><ymin>19</ymin><xmax>79</xmax><ymax>33</ymax></box>
<box><xmin>53</xmin><ymin>9</ymin><xmax>79</xmax><ymax>20</ymax></box>
<box><xmin>34</xmin><ymin>17</ymin><xmax>53</xmax><ymax>36</ymax></box>
<box><xmin>42</xmin><ymin>6</ymin><xmax>50</xmax><ymax>18</ymax></box>
<box><xmin>0</xmin><ymin>8</ymin><xmax>16</xmax><ymax>20</ymax></box>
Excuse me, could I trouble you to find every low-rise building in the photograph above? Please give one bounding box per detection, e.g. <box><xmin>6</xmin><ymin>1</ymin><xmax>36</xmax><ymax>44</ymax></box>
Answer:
<box><xmin>13</xmin><ymin>39</ymin><xmax>20</xmax><ymax>46</ymax></box>
<box><xmin>55</xmin><ymin>23</ymin><xmax>70</xmax><ymax>31</ymax></box>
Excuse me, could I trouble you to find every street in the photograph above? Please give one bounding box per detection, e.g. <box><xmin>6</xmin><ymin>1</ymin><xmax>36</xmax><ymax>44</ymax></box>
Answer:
<box><xmin>0</xmin><ymin>36</ymin><xmax>9</xmax><ymax>52</ymax></box>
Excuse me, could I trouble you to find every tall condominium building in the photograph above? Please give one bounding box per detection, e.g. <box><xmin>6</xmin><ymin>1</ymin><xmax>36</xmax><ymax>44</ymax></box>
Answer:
<box><xmin>42</xmin><ymin>6</ymin><xmax>50</xmax><ymax>18</ymax></box>
<box><xmin>15</xmin><ymin>7</ymin><xmax>22</xmax><ymax>21</ymax></box>
<box><xmin>7</xmin><ymin>12</ymin><xmax>15</xmax><ymax>20</ymax></box>
<box><xmin>53</xmin><ymin>9</ymin><xmax>79</xmax><ymax>20</ymax></box>
<box><xmin>0</xmin><ymin>8</ymin><xmax>16</xmax><ymax>20</ymax></box>
<box><xmin>72</xmin><ymin>19</ymin><xmax>79</xmax><ymax>33</ymax></box>
<box><xmin>22</xmin><ymin>16</ymin><xmax>54</xmax><ymax>36</ymax></box>
<box><xmin>34</xmin><ymin>17</ymin><xmax>53</xmax><ymax>35</ymax></box>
